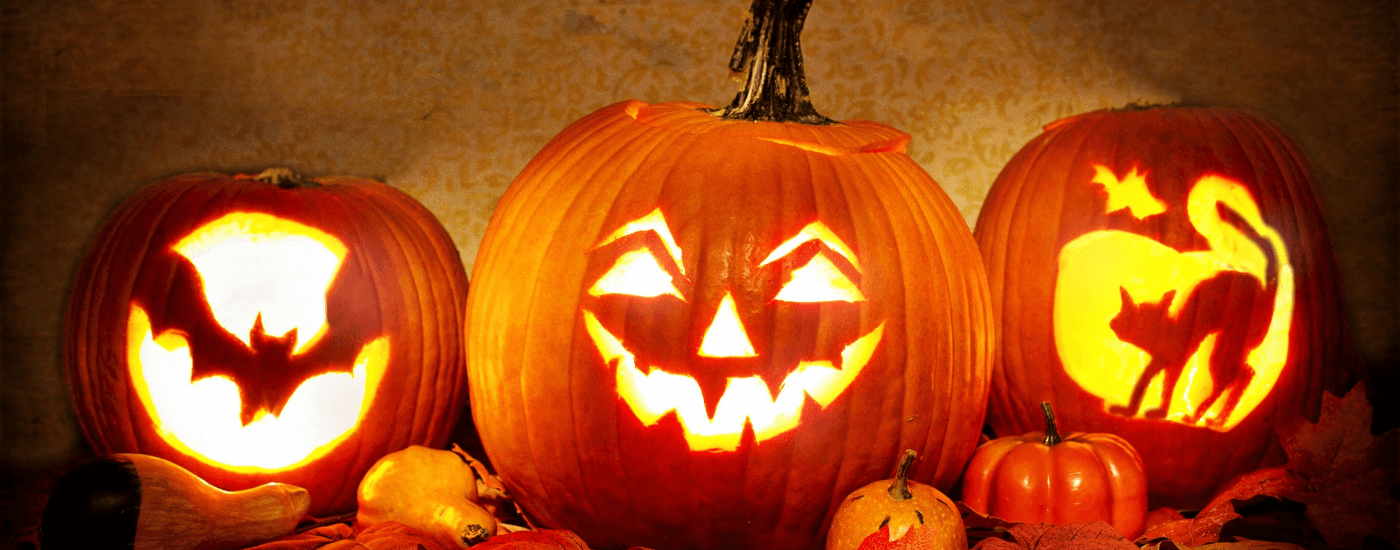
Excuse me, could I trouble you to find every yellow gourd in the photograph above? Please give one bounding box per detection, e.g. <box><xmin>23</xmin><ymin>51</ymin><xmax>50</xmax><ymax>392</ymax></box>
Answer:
<box><xmin>357</xmin><ymin>445</ymin><xmax>498</xmax><ymax>548</ymax></box>
<box><xmin>41</xmin><ymin>453</ymin><xmax>308</xmax><ymax>550</ymax></box>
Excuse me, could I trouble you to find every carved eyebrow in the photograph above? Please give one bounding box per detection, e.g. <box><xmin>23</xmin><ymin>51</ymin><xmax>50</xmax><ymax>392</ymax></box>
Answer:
<box><xmin>758</xmin><ymin>221</ymin><xmax>861</xmax><ymax>272</ymax></box>
<box><xmin>593</xmin><ymin>208</ymin><xmax>685</xmax><ymax>276</ymax></box>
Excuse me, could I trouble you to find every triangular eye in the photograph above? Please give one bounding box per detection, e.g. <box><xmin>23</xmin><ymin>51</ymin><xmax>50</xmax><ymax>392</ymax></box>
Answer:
<box><xmin>588</xmin><ymin>248</ymin><xmax>685</xmax><ymax>300</ymax></box>
<box><xmin>774</xmin><ymin>254</ymin><xmax>864</xmax><ymax>303</ymax></box>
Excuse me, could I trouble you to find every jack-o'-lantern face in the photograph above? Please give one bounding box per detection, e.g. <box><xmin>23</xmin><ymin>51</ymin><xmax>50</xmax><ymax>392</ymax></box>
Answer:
<box><xmin>127</xmin><ymin>212</ymin><xmax>390</xmax><ymax>471</ymax></box>
<box><xmin>1053</xmin><ymin>165</ymin><xmax>1294</xmax><ymax>431</ymax></box>
<box><xmin>582</xmin><ymin>209</ymin><xmax>884</xmax><ymax>452</ymax></box>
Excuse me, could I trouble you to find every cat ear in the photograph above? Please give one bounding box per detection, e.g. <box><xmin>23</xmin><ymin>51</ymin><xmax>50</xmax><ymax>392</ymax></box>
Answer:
<box><xmin>1118</xmin><ymin>286</ymin><xmax>1134</xmax><ymax>306</ymax></box>
<box><xmin>1160</xmin><ymin>289</ymin><xmax>1178</xmax><ymax>307</ymax></box>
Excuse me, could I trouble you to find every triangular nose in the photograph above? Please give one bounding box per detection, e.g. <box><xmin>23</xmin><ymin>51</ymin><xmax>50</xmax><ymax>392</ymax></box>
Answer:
<box><xmin>698</xmin><ymin>291</ymin><xmax>756</xmax><ymax>358</ymax></box>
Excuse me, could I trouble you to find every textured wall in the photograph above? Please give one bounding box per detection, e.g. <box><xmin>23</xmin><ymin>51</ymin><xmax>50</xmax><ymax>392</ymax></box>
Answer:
<box><xmin>2</xmin><ymin>0</ymin><xmax>1395</xmax><ymax>468</ymax></box>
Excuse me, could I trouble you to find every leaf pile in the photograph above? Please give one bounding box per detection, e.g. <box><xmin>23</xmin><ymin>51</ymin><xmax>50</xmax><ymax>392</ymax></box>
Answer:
<box><xmin>1138</xmin><ymin>384</ymin><xmax>1397</xmax><ymax>550</ymax></box>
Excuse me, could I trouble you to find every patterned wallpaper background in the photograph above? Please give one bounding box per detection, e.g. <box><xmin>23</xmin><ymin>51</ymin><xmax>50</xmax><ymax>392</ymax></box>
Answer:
<box><xmin>2</xmin><ymin>0</ymin><xmax>1395</xmax><ymax>467</ymax></box>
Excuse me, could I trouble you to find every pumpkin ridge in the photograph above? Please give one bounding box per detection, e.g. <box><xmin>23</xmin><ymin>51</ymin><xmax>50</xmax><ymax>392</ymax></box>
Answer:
<box><xmin>575</xmin><ymin>122</ymin><xmax>702</xmax><ymax>535</ymax></box>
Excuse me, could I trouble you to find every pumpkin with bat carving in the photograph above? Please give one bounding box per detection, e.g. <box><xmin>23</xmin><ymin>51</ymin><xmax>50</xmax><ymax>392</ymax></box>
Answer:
<box><xmin>465</xmin><ymin>2</ymin><xmax>993</xmax><ymax>549</ymax></box>
<box><xmin>973</xmin><ymin>107</ymin><xmax>1352</xmax><ymax>507</ymax></box>
<box><xmin>64</xmin><ymin>169</ymin><xmax>470</xmax><ymax>516</ymax></box>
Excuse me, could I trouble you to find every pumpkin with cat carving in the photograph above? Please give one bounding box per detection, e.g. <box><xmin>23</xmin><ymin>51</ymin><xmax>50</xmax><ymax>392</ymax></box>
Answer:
<box><xmin>972</xmin><ymin>106</ymin><xmax>1352</xmax><ymax>508</ymax></box>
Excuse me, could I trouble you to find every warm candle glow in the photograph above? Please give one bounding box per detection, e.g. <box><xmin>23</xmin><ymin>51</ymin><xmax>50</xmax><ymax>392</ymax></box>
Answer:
<box><xmin>1055</xmin><ymin>169</ymin><xmax>1294</xmax><ymax>430</ymax></box>
<box><xmin>127</xmin><ymin>305</ymin><xmax>388</xmax><ymax>471</ymax></box>
<box><xmin>587</xmin><ymin>309</ymin><xmax>883</xmax><ymax>452</ymax></box>
<box><xmin>173</xmin><ymin>212</ymin><xmax>347</xmax><ymax>354</ymax></box>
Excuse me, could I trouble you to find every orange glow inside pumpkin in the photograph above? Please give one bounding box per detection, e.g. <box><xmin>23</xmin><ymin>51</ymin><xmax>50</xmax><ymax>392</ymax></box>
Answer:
<box><xmin>173</xmin><ymin>212</ymin><xmax>349</xmax><ymax>354</ymax></box>
<box><xmin>127</xmin><ymin>212</ymin><xmax>389</xmax><ymax>471</ymax></box>
<box><xmin>584</xmin><ymin>212</ymin><xmax>882</xmax><ymax>451</ymax></box>
<box><xmin>1091</xmin><ymin>164</ymin><xmax>1167</xmax><ymax>220</ymax></box>
<box><xmin>698</xmin><ymin>292</ymin><xmax>757</xmax><ymax>358</ymax></box>
<box><xmin>587</xmin><ymin>310</ymin><xmax>884</xmax><ymax>451</ymax></box>
<box><xmin>589</xmin><ymin>248</ymin><xmax>684</xmax><ymax>299</ymax></box>
<box><xmin>1054</xmin><ymin>169</ymin><xmax>1294</xmax><ymax>430</ymax></box>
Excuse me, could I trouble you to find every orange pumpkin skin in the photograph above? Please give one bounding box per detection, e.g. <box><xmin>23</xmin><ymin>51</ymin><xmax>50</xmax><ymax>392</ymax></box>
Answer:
<box><xmin>65</xmin><ymin>172</ymin><xmax>470</xmax><ymax>516</ymax></box>
<box><xmin>961</xmin><ymin>404</ymin><xmax>1147</xmax><ymax>538</ymax></box>
<box><xmin>973</xmin><ymin>107</ymin><xmax>1351</xmax><ymax>508</ymax></box>
<box><xmin>466</xmin><ymin>100</ymin><xmax>994</xmax><ymax>550</ymax></box>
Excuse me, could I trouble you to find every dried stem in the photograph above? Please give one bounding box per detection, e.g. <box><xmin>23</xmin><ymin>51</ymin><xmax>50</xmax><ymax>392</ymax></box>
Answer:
<box><xmin>711</xmin><ymin>0</ymin><xmax>834</xmax><ymax>124</ymax></box>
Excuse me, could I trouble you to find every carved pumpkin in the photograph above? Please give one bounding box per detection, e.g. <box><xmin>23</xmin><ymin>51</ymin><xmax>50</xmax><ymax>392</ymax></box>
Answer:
<box><xmin>973</xmin><ymin>107</ymin><xmax>1351</xmax><ymax>507</ymax></box>
<box><xmin>65</xmin><ymin>169</ymin><xmax>470</xmax><ymax>516</ymax></box>
<box><xmin>465</xmin><ymin>2</ymin><xmax>993</xmax><ymax>549</ymax></box>
<box><xmin>960</xmin><ymin>403</ymin><xmax>1147</xmax><ymax>538</ymax></box>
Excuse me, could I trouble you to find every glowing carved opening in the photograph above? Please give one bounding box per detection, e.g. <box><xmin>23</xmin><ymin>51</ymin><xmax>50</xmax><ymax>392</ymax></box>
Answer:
<box><xmin>1091</xmin><ymin>164</ymin><xmax>1167</xmax><ymax>220</ymax></box>
<box><xmin>588</xmin><ymin>248</ymin><xmax>685</xmax><ymax>299</ymax></box>
<box><xmin>774</xmin><ymin>254</ymin><xmax>865</xmax><ymax>303</ymax></box>
<box><xmin>586</xmin><ymin>309</ymin><xmax>884</xmax><ymax>452</ymax></box>
<box><xmin>584</xmin><ymin>213</ymin><xmax>881</xmax><ymax>451</ymax></box>
<box><xmin>698</xmin><ymin>292</ymin><xmax>757</xmax><ymax>358</ymax></box>
<box><xmin>127</xmin><ymin>305</ymin><xmax>388</xmax><ymax>471</ymax></box>
<box><xmin>1054</xmin><ymin>171</ymin><xmax>1294</xmax><ymax>431</ymax></box>
<box><xmin>593</xmin><ymin>208</ymin><xmax>685</xmax><ymax>276</ymax></box>
<box><xmin>174</xmin><ymin>212</ymin><xmax>348</xmax><ymax>354</ymax></box>
<box><xmin>760</xmin><ymin>221</ymin><xmax>861</xmax><ymax>272</ymax></box>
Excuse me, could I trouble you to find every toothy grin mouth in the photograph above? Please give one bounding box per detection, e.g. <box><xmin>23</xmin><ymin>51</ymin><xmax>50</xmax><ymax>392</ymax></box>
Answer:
<box><xmin>583</xmin><ymin>310</ymin><xmax>885</xmax><ymax>452</ymax></box>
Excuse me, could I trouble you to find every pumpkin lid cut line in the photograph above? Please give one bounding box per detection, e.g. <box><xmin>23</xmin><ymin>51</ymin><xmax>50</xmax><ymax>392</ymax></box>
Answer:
<box><xmin>622</xmin><ymin>100</ymin><xmax>911</xmax><ymax>155</ymax></box>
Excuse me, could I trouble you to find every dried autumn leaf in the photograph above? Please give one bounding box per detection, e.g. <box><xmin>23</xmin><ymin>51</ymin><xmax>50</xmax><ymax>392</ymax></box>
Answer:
<box><xmin>1283</xmin><ymin>384</ymin><xmax>1400</xmax><ymax>548</ymax></box>
<box><xmin>856</xmin><ymin>524</ymin><xmax>957</xmax><ymax>550</ymax></box>
<box><xmin>957</xmin><ymin>501</ymin><xmax>1020</xmax><ymax>547</ymax></box>
<box><xmin>1137</xmin><ymin>467</ymin><xmax>1310</xmax><ymax>547</ymax></box>
<box><xmin>971</xmin><ymin>521</ymin><xmax>1137</xmax><ymax>550</ymax></box>
<box><xmin>245</xmin><ymin>523</ymin><xmax>356</xmax><ymax>550</ymax></box>
<box><xmin>1140</xmin><ymin>539</ymin><xmax>1307</xmax><ymax>550</ymax></box>
<box><xmin>356</xmin><ymin>521</ymin><xmax>453</xmax><ymax>550</ymax></box>
<box><xmin>472</xmin><ymin>529</ymin><xmax>590</xmax><ymax>550</ymax></box>
<box><xmin>1144</xmin><ymin>508</ymin><xmax>1187</xmax><ymax>533</ymax></box>
<box><xmin>244</xmin><ymin>521</ymin><xmax>453</xmax><ymax>550</ymax></box>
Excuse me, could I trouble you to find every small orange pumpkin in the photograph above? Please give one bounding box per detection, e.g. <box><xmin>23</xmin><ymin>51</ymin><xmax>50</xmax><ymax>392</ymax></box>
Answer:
<box><xmin>826</xmin><ymin>450</ymin><xmax>966</xmax><ymax>550</ymax></box>
<box><xmin>961</xmin><ymin>402</ymin><xmax>1148</xmax><ymax>538</ymax></box>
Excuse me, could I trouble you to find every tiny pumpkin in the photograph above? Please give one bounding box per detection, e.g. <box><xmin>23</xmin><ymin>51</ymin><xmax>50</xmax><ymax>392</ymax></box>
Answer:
<box><xmin>826</xmin><ymin>450</ymin><xmax>966</xmax><ymax>550</ymax></box>
<box><xmin>961</xmin><ymin>402</ymin><xmax>1148</xmax><ymax>538</ymax></box>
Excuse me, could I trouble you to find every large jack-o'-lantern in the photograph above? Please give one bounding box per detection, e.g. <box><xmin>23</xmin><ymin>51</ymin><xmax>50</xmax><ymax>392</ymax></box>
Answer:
<box><xmin>974</xmin><ymin>107</ymin><xmax>1352</xmax><ymax>507</ymax></box>
<box><xmin>65</xmin><ymin>169</ymin><xmax>470</xmax><ymax>516</ymax></box>
<box><xmin>465</xmin><ymin>2</ymin><xmax>993</xmax><ymax>549</ymax></box>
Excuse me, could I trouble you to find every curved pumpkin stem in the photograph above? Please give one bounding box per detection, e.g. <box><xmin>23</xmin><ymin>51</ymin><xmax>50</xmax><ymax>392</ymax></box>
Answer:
<box><xmin>253</xmin><ymin>167</ymin><xmax>319</xmax><ymax>189</ymax></box>
<box><xmin>1041</xmin><ymin>401</ymin><xmax>1063</xmax><ymax>446</ymax></box>
<box><xmin>711</xmin><ymin>0</ymin><xmax>835</xmax><ymax>124</ymax></box>
<box><xmin>886</xmin><ymin>449</ymin><xmax>917</xmax><ymax>501</ymax></box>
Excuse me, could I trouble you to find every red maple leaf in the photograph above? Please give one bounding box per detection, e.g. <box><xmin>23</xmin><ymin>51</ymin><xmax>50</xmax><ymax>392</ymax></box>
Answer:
<box><xmin>1283</xmin><ymin>384</ymin><xmax>1400</xmax><ymax>548</ymax></box>
<box><xmin>856</xmin><ymin>524</ymin><xmax>960</xmax><ymax>550</ymax></box>
<box><xmin>971</xmin><ymin>521</ymin><xmax>1137</xmax><ymax>550</ymax></box>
